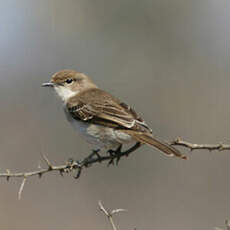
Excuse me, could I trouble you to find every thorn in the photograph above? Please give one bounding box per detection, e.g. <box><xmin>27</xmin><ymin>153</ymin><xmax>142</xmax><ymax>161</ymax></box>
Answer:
<box><xmin>59</xmin><ymin>169</ymin><xmax>64</xmax><ymax>177</ymax></box>
<box><xmin>38</xmin><ymin>161</ymin><xmax>42</xmax><ymax>169</ymax></box>
<box><xmin>108</xmin><ymin>150</ymin><xmax>113</xmax><ymax>157</ymax></box>
<box><xmin>6</xmin><ymin>169</ymin><xmax>10</xmax><ymax>181</ymax></box>
<box><xmin>98</xmin><ymin>201</ymin><xmax>109</xmax><ymax>216</ymax></box>
<box><xmin>111</xmin><ymin>208</ymin><xmax>127</xmax><ymax>215</ymax></box>
<box><xmin>107</xmin><ymin>158</ymin><xmax>114</xmax><ymax>167</ymax></box>
<box><xmin>74</xmin><ymin>167</ymin><xmax>82</xmax><ymax>179</ymax></box>
<box><xmin>18</xmin><ymin>177</ymin><xmax>27</xmax><ymax>200</ymax></box>
<box><xmin>116</xmin><ymin>156</ymin><xmax>121</xmax><ymax>165</ymax></box>
<box><xmin>38</xmin><ymin>173</ymin><xmax>42</xmax><ymax>179</ymax></box>
<box><xmin>41</xmin><ymin>154</ymin><xmax>53</xmax><ymax>170</ymax></box>
<box><xmin>219</xmin><ymin>144</ymin><xmax>224</xmax><ymax>151</ymax></box>
<box><xmin>95</xmin><ymin>152</ymin><xmax>102</xmax><ymax>162</ymax></box>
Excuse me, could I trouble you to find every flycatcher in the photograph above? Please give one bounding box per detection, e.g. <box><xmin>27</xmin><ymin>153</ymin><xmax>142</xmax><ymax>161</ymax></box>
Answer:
<box><xmin>42</xmin><ymin>70</ymin><xmax>186</xmax><ymax>159</ymax></box>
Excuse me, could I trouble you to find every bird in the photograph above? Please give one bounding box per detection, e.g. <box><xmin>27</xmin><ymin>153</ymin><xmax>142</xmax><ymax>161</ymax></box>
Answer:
<box><xmin>42</xmin><ymin>69</ymin><xmax>186</xmax><ymax>160</ymax></box>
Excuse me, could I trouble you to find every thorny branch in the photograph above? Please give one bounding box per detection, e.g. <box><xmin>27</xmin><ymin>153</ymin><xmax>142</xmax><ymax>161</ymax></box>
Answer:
<box><xmin>99</xmin><ymin>201</ymin><xmax>127</xmax><ymax>230</ymax></box>
<box><xmin>0</xmin><ymin>143</ymin><xmax>141</xmax><ymax>199</ymax></box>
<box><xmin>170</xmin><ymin>138</ymin><xmax>230</xmax><ymax>151</ymax></box>
<box><xmin>1</xmin><ymin>138</ymin><xmax>230</xmax><ymax>199</ymax></box>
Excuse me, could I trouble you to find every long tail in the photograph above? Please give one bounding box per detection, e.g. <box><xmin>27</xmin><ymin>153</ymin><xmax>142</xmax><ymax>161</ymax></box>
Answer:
<box><xmin>124</xmin><ymin>131</ymin><xmax>187</xmax><ymax>160</ymax></box>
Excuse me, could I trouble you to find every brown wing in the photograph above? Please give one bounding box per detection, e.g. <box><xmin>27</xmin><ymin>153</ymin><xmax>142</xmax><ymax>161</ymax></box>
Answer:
<box><xmin>67</xmin><ymin>88</ymin><xmax>151</xmax><ymax>133</ymax></box>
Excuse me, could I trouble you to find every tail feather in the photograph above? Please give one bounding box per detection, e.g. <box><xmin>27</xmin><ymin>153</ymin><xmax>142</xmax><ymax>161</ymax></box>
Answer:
<box><xmin>126</xmin><ymin>131</ymin><xmax>187</xmax><ymax>160</ymax></box>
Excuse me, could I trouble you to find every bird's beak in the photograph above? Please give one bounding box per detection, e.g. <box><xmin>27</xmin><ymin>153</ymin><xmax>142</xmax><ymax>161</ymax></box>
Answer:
<box><xmin>41</xmin><ymin>82</ymin><xmax>54</xmax><ymax>87</ymax></box>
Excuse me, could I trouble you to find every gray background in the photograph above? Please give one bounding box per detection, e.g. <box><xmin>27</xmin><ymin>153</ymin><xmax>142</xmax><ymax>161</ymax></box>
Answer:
<box><xmin>0</xmin><ymin>0</ymin><xmax>230</xmax><ymax>229</ymax></box>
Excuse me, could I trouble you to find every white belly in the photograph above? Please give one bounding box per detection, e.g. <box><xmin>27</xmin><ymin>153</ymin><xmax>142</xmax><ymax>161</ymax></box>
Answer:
<box><xmin>69</xmin><ymin>118</ymin><xmax>134</xmax><ymax>150</ymax></box>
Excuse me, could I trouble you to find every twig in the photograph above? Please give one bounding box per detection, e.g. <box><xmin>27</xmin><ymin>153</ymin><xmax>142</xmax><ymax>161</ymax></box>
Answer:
<box><xmin>170</xmin><ymin>138</ymin><xmax>230</xmax><ymax>151</ymax></box>
<box><xmin>0</xmin><ymin>155</ymin><xmax>81</xmax><ymax>199</ymax></box>
<box><xmin>99</xmin><ymin>201</ymin><xmax>127</xmax><ymax>230</ymax></box>
<box><xmin>0</xmin><ymin>143</ymin><xmax>140</xmax><ymax>199</ymax></box>
<box><xmin>18</xmin><ymin>177</ymin><xmax>27</xmax><ymax>200</ymax></box>
<box><xmin>2</xmin><ymin>138</ymin><xmax>230</xmax><ymax>199</ymax></box>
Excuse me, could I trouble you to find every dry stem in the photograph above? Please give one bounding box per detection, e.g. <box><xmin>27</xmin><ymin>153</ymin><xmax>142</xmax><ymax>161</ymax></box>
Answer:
<box><xmin>171</xmin><ymin>138</ymin><xmax>230</xmax><ymax>151</ymax></box>
<box><xmin>1</xmin><ymin>138</ymin><xmax>230</xmax><ymax>199</ymax></box>
<box><xmin>99</xmin><ymin>201</ymin><xmax>126</xmax><ymax>230</ymax></box>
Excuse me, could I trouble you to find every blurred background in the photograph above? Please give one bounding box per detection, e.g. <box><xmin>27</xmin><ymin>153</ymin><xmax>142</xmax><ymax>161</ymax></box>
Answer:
<box><xmin>0</xmin><ymin>0</ymin><xmax>230</xmax><ymax>229</ymax></box>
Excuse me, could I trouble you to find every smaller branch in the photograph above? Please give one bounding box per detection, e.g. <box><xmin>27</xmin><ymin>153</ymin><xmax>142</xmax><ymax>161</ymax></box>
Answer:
<box><xmin>3</xmin><ymin>137</ymin><xmax>230</xmax><ymax>199</ymax></box>
<box><xmin>18</xmin><ymin>177</ymin><xmax>27</xmax><ymax>200</ymax></box>
<box><xmin>111</xmin><ymin>209</ymin><xmax>127</xmax><ymax>215</ymax></box>
<box><xmin>99</xmin><ymin>201</ymin><xmax>127</xmax><ymax>230</ymax></box>
<box><xmin>0</xmin><ymin>143</ymin><xmax>140</xmax><ymax>199</ymax></box>
<box><xmin>171</xmin><ymin>138</ymin><xmax>230</xmax><ymax>151</ymax></box>
<box><xmin>41</xmin><ymin>154</ymin><xmax>53</xmax><ymax>169</ymax></box>
<box><xmin>0</xmin><ymin>157</ymin><xmax>81</xmax><ymax>199</ymax></box>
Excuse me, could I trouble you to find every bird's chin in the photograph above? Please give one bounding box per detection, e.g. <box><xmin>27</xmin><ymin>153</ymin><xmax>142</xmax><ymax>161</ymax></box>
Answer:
<box><xmin>54</xmin><ymin>86</ymin><xmax>77</xmax><ymax>102</ymax></box>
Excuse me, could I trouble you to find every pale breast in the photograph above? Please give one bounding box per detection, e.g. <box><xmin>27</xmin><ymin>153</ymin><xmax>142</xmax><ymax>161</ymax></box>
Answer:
<box><xmin>64</xmin><ymin>106</ymin><xmax>134</xmax><ymax>149</ymax></box>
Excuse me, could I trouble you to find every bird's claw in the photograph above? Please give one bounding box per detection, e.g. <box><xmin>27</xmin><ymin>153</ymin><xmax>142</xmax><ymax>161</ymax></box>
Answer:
<box><xmin>93</xmin><ymin>150</ymin><xmax>103</xmax><ymax>162</ymax></box>
<box><xmin>107</xmin><ymin>158</ymin><xmax>115</xmax><ymax>166</ymax></box>
<box><xmin>107</xmin><ymin>145</ymin><xmax>123</xmax><ymax>166</ymax></box>
<box><xmin>116</xmin><ymin>155</ymin><xmax>122</xmax><ymax>165</ymax></box>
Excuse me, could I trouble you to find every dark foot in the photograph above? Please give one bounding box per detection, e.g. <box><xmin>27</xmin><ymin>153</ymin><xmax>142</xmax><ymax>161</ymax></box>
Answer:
<box><xmin>115</xmin><ymin>145</ymin><xmax>123</xmax><ymax>165</ymax></box>
<box><xmin>123</xmin><ymin>142</ymin><xmax>142</xmax><ymax>157</ymax></box>
<box><xmin>92</xmin><ymin>149</ymin><xmax>102</xmax><ymax>162</ymax></box>
<box><xmin>107</xmin><ymin>143</ymin><xmax>142</xmax><ymax>166</ymax></box>
<box><xmin>107</xmin><ymin>145</ymin><xmax>122</xmax><ymax>166</ymax></box>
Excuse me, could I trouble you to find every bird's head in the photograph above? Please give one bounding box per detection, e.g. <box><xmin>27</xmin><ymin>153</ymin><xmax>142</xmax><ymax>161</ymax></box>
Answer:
<box><xmin>42</xmin><ymin>69</ymin><xmax>97</xmax><ymax>102</ymax></box>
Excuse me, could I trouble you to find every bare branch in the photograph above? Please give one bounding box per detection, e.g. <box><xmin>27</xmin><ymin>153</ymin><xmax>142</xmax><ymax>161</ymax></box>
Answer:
<box><xmin>41</xmin><ymin>154</ymin><xmax>53</xmax><ymax>169</ymax></box>
<box><xmin>170</xmin><ymin>138</ymin><xmax>230</xmax><ymax>152</ymax></box>
<box><xmin>1</xmin><ymin>138</ymin><xmax>230</xmax><ymax>198</ymax></box>
<box><xmin>0</xmin><ymin>143</ymin><xmax>140</xmax><ymax>198</ymax></box>
<box><xmin>18</xmin><ymin>177</ymin><xmax>27</xmax><ymax>200</ymax></box>
<box><xmin>99</xmin><ymin>201</ymin><xmax>125</xmax><ymax>230</ymax></box>
<box><xmin>111</xmin><ymin>209</ymin><xmax>127</xmax><ymax>215</ymax></box>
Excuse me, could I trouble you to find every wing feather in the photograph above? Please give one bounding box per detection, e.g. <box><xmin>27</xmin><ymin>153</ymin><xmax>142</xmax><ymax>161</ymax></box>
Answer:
<box><xmin>67</xmin><ymin>88</ymin><xmax>151</xmax><ymax>132</ymax></box>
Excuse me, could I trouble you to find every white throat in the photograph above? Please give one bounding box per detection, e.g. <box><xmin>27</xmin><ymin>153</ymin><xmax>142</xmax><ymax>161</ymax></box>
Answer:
<box><xmin>54</xmin><ymin>86</ymin><xmax>78</xmax><ymax>102</ymax></box>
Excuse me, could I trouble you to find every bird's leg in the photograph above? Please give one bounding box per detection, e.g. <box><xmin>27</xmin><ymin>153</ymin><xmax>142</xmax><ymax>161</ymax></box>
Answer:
<box><xmin>121</xmin><ymin>142</ymin><xmax>142</xmax><ymax>157</ymax></box>
<box><xmin>108</xmin><ymin>149</ymin><xmax>117</xmax><ymax>157</ymax></box>
<box><xmin>73</xmin><ymin>149</ymin><xmax>102</xmax><ymax>178</ymax></box>
<box><xmin>107</xmin><ymin>145</ymin><xmax>122</xmax><ymax>166</ymax></box>
<box><xmin>115</xmin><ymin>142</ymin><xmax>141</xmax><ymax>165</ymax></box>
<box><xmin>92</xmin><ymin>149</ymin><xmax>102</xmax><ymax>162</ymax></box>
<box><xmin>83</xmin><ymin>149</ymin><xmax>102</xmax><ymax>167</ymax></box>
<box><xmin>114</xmin><ymin>145</ymin><xmax>123</xmax><ymax>165</ymax></box>
<box><xmin>107</xmin><ymin>142</ymin><xmax>142</xmax><ymax>166</ymax></box>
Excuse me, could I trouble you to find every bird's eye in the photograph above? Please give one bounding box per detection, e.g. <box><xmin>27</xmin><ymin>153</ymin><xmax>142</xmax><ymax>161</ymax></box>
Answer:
<box><xmin>66</xmin><ymin>79</ymin><xmax>73</xmax><ymax>84</ymax></box>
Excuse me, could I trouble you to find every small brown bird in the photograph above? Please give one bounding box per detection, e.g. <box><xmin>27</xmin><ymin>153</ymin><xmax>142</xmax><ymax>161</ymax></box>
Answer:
<box><xmin>42</xmin><ymin>70</ymin><xmax>186</xmax><ymax>159</ymax></box>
